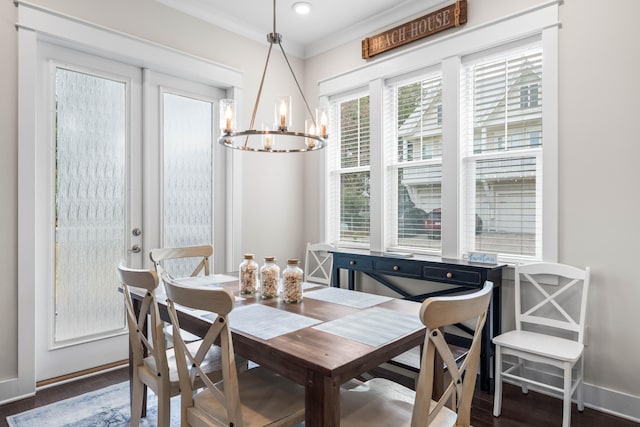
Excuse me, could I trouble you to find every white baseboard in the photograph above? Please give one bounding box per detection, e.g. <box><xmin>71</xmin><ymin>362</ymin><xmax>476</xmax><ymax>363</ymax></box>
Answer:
<box><xmin>501</xmin><ymin>365</ymin><xmax>640</xmax><ymax>423</ymax></box>
<box><xmin>583</xmin><ymin>382</ymin><xmax>640</xmax><ymax>423</ymax></box>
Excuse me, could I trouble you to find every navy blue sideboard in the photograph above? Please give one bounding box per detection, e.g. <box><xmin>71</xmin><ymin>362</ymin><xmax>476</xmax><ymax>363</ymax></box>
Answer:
<box><xmin>331</xmin><ymin>249</ymin><xmax>504</xmax><ymax>392</ymax></box>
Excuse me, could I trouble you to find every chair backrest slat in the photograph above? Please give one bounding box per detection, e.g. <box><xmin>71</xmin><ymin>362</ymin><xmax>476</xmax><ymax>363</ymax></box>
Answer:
<box><xmin>150</xmin><ymin>245</ymin><xmax>213</xmax><ymax>278</ymax></box>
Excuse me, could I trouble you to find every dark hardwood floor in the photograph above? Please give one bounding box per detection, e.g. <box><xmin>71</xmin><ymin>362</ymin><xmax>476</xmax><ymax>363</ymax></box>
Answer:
<box><xmin>0</xmin><ymin>367</ymin><xmax>636</xmax><ymax>426</ymax></box>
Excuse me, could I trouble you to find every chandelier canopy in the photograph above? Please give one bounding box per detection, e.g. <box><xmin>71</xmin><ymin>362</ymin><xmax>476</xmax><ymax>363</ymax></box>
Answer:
<box><xmin>218</xmin><ymin>0</ymin><xmax>327</xmax><ymax>153</ymax></box>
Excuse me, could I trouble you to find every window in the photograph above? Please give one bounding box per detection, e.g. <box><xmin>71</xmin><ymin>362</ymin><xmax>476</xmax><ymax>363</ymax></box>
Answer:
<box><xmin>328</xmin><ymin>95</ymin><xmax>370</xmax><ymax>245</ymax></box>
<box><xmin>320</xmin><ymin>3</ymin><xmax>557</xmax><ymax>263</ymax></box>
<box><xmin>386</xmin><ymin>74</ymin><xmax>443</xmax><ymax>251</ymax></box>
<box><xmin>461</xmin><ymin>46</ymin><xmax>543</xmax><ymax>259</ymax></box>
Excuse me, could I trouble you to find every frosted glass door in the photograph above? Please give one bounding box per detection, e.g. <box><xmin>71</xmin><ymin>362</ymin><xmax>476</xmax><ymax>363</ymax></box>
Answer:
<box><xmin>54</xmin><ymin>68</ymin><xmax>127</xmax><ymax>343</ymax></box>
<box><xmin>162</xmin><ymin>92</ymin><xmax>214</xmax><ymax>278</ymax></box>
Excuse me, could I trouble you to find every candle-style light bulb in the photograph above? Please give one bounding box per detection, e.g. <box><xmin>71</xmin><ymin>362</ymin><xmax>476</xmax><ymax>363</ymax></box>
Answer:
<box><xmin>279</xmin><ymin>100</ymin><xmax>287</xmax><ymax>128</ymax></box>
<box><xmin>224</xmin><ymin>105</ymin><xmax>233</xmax><ymax>133</ymax></box>
<box><xmin>307</xmin><ymin>124</ymin><xmax>316</xmax><ymax>148</ymax></box>
<box><xmin>320</xmin><ymin>112</ymin><xmax>328</xmax><ymax>138</ymax></box>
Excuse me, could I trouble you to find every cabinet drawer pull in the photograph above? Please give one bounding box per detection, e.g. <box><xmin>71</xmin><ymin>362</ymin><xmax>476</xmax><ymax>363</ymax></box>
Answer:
<box><xmin>446</xmin><ymin>272</ymin><xmax>453</xmax><ymax>278</ymax></box>
<box><xmin>350</xmin><ymin>260</ymin><xmax>356</xmax><ymax>265</ymax></box>
<box><xmin>393</xmin><ymin>265</ymin><xmax>400</xmax><ymax>271</ymax></box>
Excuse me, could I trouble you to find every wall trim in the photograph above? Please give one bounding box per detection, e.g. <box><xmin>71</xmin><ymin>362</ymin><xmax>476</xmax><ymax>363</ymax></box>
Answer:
<box><xmin>502</xmin><ymin>365</ymin><xmax>640</xmax><ymax>423</ymax></box>
<box><xmin>14</xmin><ymin>0</ymin><xmax>242</xmax><ymax>89</ymax></box>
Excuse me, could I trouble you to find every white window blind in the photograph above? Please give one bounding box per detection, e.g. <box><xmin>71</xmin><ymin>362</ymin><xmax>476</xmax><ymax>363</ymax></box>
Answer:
<box><xmin>328</xmin><ymin>94</ymin><xmax>371</xmax><ymax>245</ymax></box>
<box><xmin>385</xmin><ymin>73</ymin><xmax>443</xmax><ymax>252</ymax></box>
<box><xmin>461</xmin><ymin>45</ymin><xmax>543</xmax><ymax>260</ymax></box>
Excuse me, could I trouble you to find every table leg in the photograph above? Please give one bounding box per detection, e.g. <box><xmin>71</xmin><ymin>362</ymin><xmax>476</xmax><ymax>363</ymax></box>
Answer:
<box><xmin>305</xmin><ymin>371</ymin><xmax>340</xmax><ymax>427</ymax></box>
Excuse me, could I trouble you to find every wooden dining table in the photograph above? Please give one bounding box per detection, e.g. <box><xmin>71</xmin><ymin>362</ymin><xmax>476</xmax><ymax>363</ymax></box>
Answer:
<box><xmin>127</xmin><ymin>274</ymin><xmax>426</xmax><ymax>427</ymax></box>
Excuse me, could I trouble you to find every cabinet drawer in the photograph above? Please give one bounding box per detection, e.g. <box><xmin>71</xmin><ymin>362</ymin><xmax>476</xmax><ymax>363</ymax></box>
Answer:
<box><xmin>374</xmin><ymin>260</ymin><xmax>422</xmax><ymax>278</ymax></box>
<box><xmin>334</xmin><ymin>256</ymin><xmax>373</xmax><ymax>272</ymax></box>
<box><xmin>423</xmin><ymin>266</ymin><xmax>482</xmax><ymax>286</ymax></box>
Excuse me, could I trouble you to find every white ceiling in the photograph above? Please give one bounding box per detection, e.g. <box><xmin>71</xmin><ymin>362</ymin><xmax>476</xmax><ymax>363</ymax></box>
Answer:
<box><xmin>154</xmin><ymin>0</ymin><xmax>445</xmax><ymax>58</ymax></box>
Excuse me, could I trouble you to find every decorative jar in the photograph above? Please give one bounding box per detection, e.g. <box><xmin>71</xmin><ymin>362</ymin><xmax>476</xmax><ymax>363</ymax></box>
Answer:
<box><xmin>260</xmin><ymin>256</ymin><xmax>280</xmax><ymax>299</ymax></box>
<box><xmin>282</xmin><ymin>259</ymin><xmax>303</xmax><ymax>303</ymax></box>
<box><xmin>239</xmin><ymin>253</ymin><xmax>258</xmax><ymax>295</ymax></box>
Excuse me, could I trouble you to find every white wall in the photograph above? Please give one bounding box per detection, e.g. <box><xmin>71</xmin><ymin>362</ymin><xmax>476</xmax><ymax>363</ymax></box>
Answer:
<box><xmin>303</xmin><ymin>0</ymin><xmax>640</xmax><ymax>414</ymax></box>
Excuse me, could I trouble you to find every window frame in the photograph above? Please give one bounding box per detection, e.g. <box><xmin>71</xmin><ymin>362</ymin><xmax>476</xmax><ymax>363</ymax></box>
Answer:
<box><xmin>320</xmin><ymin>2</ymin><xmax>559</xmax><ymax>263</ymax></box>
<box><xmin>327</xmin><ymin>91</ymin><xmax>372</xmax><ymax>247</ymax></box>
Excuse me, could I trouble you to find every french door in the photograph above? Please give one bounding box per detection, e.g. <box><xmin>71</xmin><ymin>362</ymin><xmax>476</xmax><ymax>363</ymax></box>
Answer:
<box><xmin>35</xmin><ymin>43</ymin><xmax>222</xmax><ymax>381</ymax></box>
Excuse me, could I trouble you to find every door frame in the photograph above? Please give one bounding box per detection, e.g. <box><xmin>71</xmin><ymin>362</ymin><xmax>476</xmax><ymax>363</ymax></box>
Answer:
<box><xmin>11</xmin><ymin>1</ymin><xmax>243</xmax><ymax>402</ymax></box>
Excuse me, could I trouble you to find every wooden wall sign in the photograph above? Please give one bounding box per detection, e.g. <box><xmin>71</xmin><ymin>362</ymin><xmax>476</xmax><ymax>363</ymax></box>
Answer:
<box><xmin>362</xmin><ymin>0</ymin><xmax>467</xmax><ymax>59</ymax></box>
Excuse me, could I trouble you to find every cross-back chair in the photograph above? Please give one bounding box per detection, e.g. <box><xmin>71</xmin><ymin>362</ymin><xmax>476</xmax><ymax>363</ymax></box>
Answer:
<box><xmin>339</xmin><ymin>281</ymin><xmax>493</xmax><ymax>427</ymax></box>
<box><xmin>117</xmin><ymin>264</ymin><xmax>224</xmax><ymax>427</ymax></box>
<box><xmin>162</xmin><ymin>273</ymin><xmax>306</xmax><ymax>427</ymax></box>
<box><xmin>303</xmin><ymin>242</ymin><xmax>335</xmax><ymax>286</ymax></box>
<box><xmin>493</xmin><ymin>262</ymin><xmax>591</xmax><ymax>427</ymax></box>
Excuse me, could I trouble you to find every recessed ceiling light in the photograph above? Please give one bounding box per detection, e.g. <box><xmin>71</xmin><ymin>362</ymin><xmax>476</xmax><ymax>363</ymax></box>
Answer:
<box><xmin>293</xmin><ymin>2</ymin><xmax>311</xmax><ymax>15</ymax></box>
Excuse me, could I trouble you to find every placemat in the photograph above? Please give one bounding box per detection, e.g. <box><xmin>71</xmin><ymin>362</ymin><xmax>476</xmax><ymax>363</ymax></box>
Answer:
<box><xmin>304</xmin><ymin>286</ymin><xmax>393</xmax><ymax>309</ymax></box>
<box><xmin>226</xmin><ymin>304</ymin><xmax>322</xmax><ymax>340</ymax></box>
<box><xmin>312</xmin><ymin>307</ymin><xmax>423</xmax><ymax>347</ymax></box>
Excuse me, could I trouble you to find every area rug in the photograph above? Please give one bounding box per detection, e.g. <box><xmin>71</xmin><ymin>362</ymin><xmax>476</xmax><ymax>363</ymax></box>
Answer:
<box><xmin>6</xmin><ymin>381</ymin><xmax>179</xmax><ymax>426</ymax></box>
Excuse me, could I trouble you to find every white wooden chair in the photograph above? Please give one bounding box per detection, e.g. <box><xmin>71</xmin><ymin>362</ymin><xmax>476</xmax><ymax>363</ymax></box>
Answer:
<box><xmin>493</xmin><ymin>262</ymin><xmax>591</xmax><ymax>427</ymax></box>
<box><xmin>162</xmin><ymin>273</ymin><xmax>306</xmax><ymax>427</ymax></box>
<box><xmin>339</xmin><ymin>281</ymin><xmax>493</xmax><ymax>427</ymax></box>
<box><xmin>303</xmin><ymin>242</ymin><xmax>335</xmax><ymax>286</ymax></box>
<box><xmin>117</xmin><ymin>265</ymin><xmax>224</xmax><ymax>427</ymax></box>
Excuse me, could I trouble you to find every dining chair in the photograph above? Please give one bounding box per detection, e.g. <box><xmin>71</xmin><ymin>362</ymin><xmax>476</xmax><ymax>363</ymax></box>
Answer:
<box><xmin>117</xmin><ymin>264</ymin><xmax>224</xmax><ymax>427</ymax></box>
<box><xmin>339</xmin><ymin>281</ymin><xmax>493</xmax><ymax>426</ymax></box>
<box><xmin>303</xmin><ymin>242</ymin><xmax>335</xmax><ymax>286</ymax></box>
<box><xmin>493</xmin><ymin>262</ymin><xmax>591</xmax><ymax>427</ymax></box>
<box><xmin>162</xmin><ymin>273</ymin><xmax>306</xmax><ymax>427</ymax></box>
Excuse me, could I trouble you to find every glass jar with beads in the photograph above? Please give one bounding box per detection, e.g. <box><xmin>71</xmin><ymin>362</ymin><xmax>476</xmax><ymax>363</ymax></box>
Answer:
<box><xmin>260</xmin><ymin>256</ymin><xmax>280</xmax><ymax>299</ymax></box>
<box><xmin>281</xmin><ymin>259</ymin><xmax>303</xmax><ymax>303</ymax></box>
<box><xmin>239</xmin><ymin>253</ymin><xmax>258</xmax><ymax>295</ymax></box>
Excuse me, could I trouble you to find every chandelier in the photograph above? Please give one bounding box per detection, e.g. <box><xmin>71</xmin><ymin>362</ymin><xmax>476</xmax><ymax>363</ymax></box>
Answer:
<box><xmin>218</xmin><ymin>0</ymin><xmax>328</xmax><ymax>153</ymax></box>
